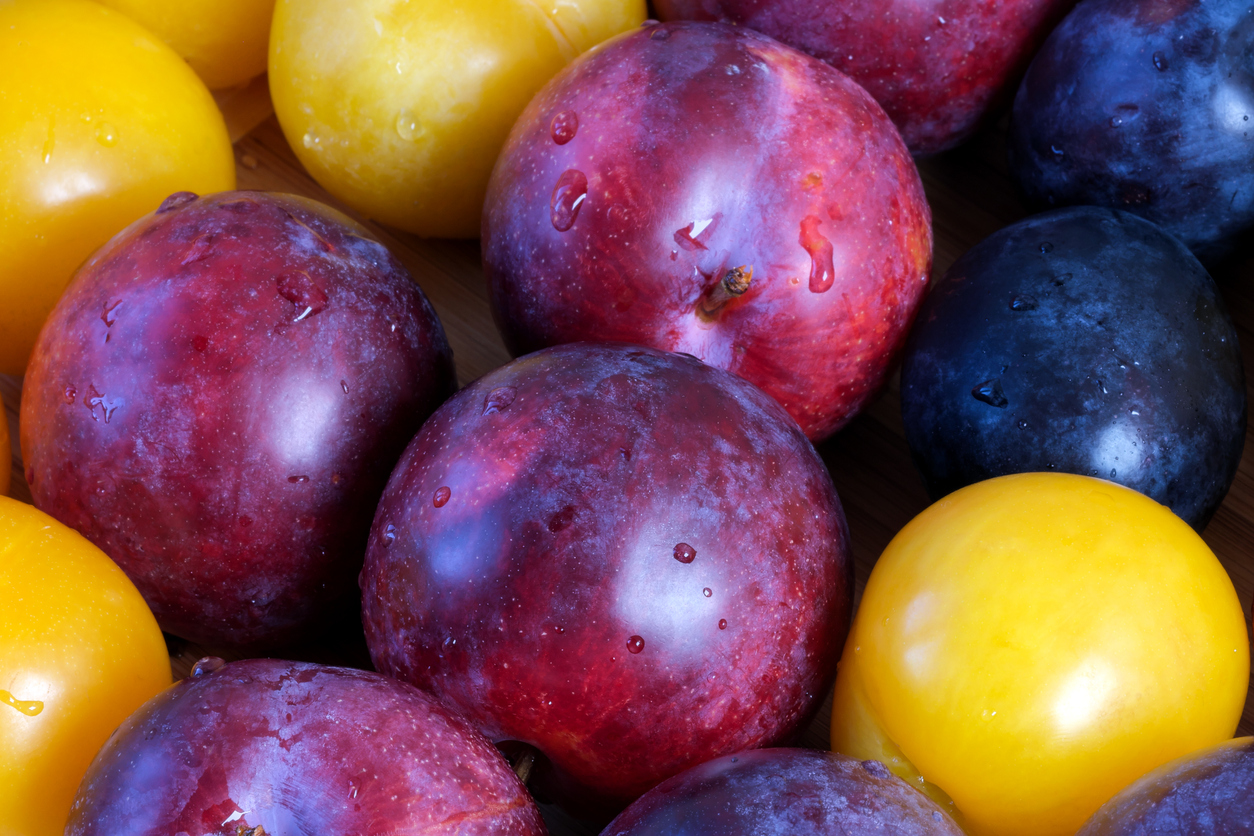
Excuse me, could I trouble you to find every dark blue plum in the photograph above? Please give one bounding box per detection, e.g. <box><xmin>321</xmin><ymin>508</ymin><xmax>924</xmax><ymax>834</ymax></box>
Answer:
<box><xmin>900</xmin><ymin>206</ymin><xmax>1245</xmax><ymax>530</ymax></box>
<box><xmin>1077</xmin><ymin>737</ymin><xmax>1254</xmax><ymax>835</ymax></box>
<box><xmin>1008</xmin><ymin>0</ymin><xmax>1254</xmax><ymax>262</ymax></box>
<box><xmin>601</xmin><ymin>749</ymin><xmax>963</xmax><ymax>836</ymax></box>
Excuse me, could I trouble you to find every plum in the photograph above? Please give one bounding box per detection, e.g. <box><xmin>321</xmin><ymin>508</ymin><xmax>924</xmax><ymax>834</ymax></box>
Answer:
<box><xmin>899</xmin><ymin>207</ymin><xmax>1245</xmax><ymax>530</ymax></box>
<box><xmin>21</xmin><ymin>190</ymin><xmax>456</xmax><ymax>648</ymax></box>
<box><xmin>655</xmin><ymin>0</ymin><xmax>1077</xmax><ymax>155</ymax></box>
<box><xmin>1008</xmin><ymin>0</ymin><xmax>1254</xmax><ymax>261</ymax></box>
<box><xmin>603</xmin><ymin>749</ymin><xmax>964</xmax><ymax>835</ymax></box>
<box><xmin>66</xmin><ymin>658</ymin><xmax>547</xmax><ymax>836</ymax></box>
<box><xmin>1078</xmin><ymin>737</ymin><xmax>1254</xmax><ymax>835</ymax></box>
<box><xmin>482</xmin><ymin>21</ymin><xmax>931</xmax><ymax>442</ymax></box>
<box><xmin>360</xmin><ymin>343</ymin><xmax>852</xmax><ymax>817</ymax></box>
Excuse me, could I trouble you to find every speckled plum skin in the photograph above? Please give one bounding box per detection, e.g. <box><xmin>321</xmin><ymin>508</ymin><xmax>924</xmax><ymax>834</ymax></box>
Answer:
<box><xmin>360</xmin><ymin>343</ymin><xmax>852</xmax><ymax>816</ymax></box>
<box><xmin>20</xmin><ymin>191</ymin><xmax>456</xmax><ymax>648</ymax></box>
<box><xmin>655</xmin><ymin>0</ymin><xmax>1077</xmax><ymax>155</ymax></box>
<box><xmin>1009</xmin><ymin>0</ymin><xmax>1254</xmax><ymax>261</ymax></box>
<box><xmin>900</xmin><ymin>207</ymin><xmax>1245</xmax><ymax>530</ymax></box>
<box><xmin>66</xmin><ymin>658</ymin><xmax>546</xmax><ymax>836</ymax></box>
<box><xmin>482</xmin><ymin>21</ymin><xmax>931</xmax><ymax>442</ymax></box>
<box><xmin>603</xmin><ymin>749</ymin><xmax>964</xmax><ymax>835</ymax></box>
<box><xmin>1078</xmin><ymin>737</ymin><xmax>1254</xmax><ymax>835</ymax></box>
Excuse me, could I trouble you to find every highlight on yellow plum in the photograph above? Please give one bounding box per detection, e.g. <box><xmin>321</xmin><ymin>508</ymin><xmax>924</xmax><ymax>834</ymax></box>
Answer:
<box><xmin>0</xmin><ymin>496</ymin><xmax>172</xmax><ymax>836</ymax></box>
<box><xmin>95</xmin><ymin>0</ymin><xmax>277</xmax><ymax>90</ymax></box>
<box><xmin>269</xmin><ymin>0</ymin><xmax>647</xmax><ymax>238</ymax></box>
<box><xmin>830</xmin><ymin>472</ymin><xmax>1248</xmax><ymax>836</ymax></box>
<box><xmin>0</xmin><ymin>0</ymin><xmax>235</xmax><ymax>375</ymax></box>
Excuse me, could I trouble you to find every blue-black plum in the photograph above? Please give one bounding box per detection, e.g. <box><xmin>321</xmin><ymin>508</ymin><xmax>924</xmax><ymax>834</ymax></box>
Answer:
<box><xmin>1077</xmin><ymin>737</ymin><xmax>1254</xmax><ymax>835</ymax></box>
<box><xmin>1008</xmin><ymin>0</ymin><xmax>1254</xmax><ymax>261</ymax></box>
<box><xmin>900</xmin><ymin>206</ymin><xmax>1245</xmax><ymax>530</ymax></box>
<box><xmin>602</xmin><ymin>749</ymin><xmax>964</xmax><ymax>835</ymax></box>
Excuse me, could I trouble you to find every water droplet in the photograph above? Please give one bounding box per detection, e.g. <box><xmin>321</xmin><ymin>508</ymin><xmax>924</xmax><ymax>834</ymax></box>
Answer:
<box><xmin>649</xmin><ymin>25</ymin><xmax>671</xmax><ymax>40</ymax></box>
<box><xmin>483</xmin><ymin>386</ymin><xmax>517</xmax><ymax>415</ymax></box>
<box><xmin>1010</xmin><ymin>295</ymin><xmax>1038</xmax><ymax>311</ymax></box>
<box><xmin>550</xmin><ymin>169</ymin><xmax>588</xmax><ymax>232</ymax></box>
<box><xmin>1039</xmin><ymin>242</ymin><xmax>1054</xmax><ymax>254</ymax></box>
<box><xmin>1153</xmin><ymin>51</ymin><xmax>1169</xmax><ymax>71</ymax></box>
<box><xmin>1050</xmin><ymin>144</ymin><xmax>1065</xmax><ymax>158</ymax></box>
<box><xmin>341</xmin><ymin>380</ymin><xmax>349</xmax><ymax>394</ymax></box>
<box><xmin>674</xmin><ymin>219</ymin><xmax>712</xmax><ymax>251</ymax></box>
<box><xmin>1110</xmin><ymin>115</ymin><xmax>1123</xmax><ymax>127</ymax></box>
<box><xmin>972</xmin><ymin>378</ymin><xmax>1008</xmax><ymax>408</ymax></box>
<box><xmin>433</xmin><ymin>486</ymin><xmax>451</xmax><ymax>507</ymax></box>
<box><xmin>799</xmin><ymin>215</ymin><xmax>835</xmax><ymax>293</ymax></box>
<box><xmin>288</xmin><ymin>475</ymin><xmax>309</xmax><ymax>483</ymax></box>
<box><xmin>0</xmin><ymin>690</ymin><xmax>43</xmax><ymax>717</ymax></box>
<box><xmin>550</xmin><ymin>111</ymin><xmax>578</xmax><ymax>145</ymax></box>
<box><xmin>101</xmin><ymin>299</ymin><xmax>122</xmax><ymax>328</ymax></box>
<box><xmin>725</xmin><ymin>63</ymin><xmax>741</xmax><ymax>75</ymax></box>
<box><xmin>395</xmin><ymin>109</ymin><xmax>425</xmax><ymax>142</ymax></box>
<box><xmin>383</xmin><ymin>523</ymin><xmax>396</xmax><ymax>545</ymax></box>
<box><xmin>63</xmin><ymin>386</ymin><xmax>76</xmax><ymax>404</ymax></box>
<box><xmin>302</xmin><ymin>132</ymin><xmax>318</xmax><ymax>149</ymax></box>
<box><xmin>85</xmin><ymin>385</ymin><xmax>123</xmax><ymax>423</ymax></box>
<box><xmin>627</xmin><ymin>635</ymin><xmax>645</xmax><ymax>653</ymax></box>
<box><xmin>1017</xmin><ymin>419</ymin><xmax>1028</xmax><ymax>429</ymax></box>
<box><xmin>276</xmin><ymin>271</ymin><xmax>328</xmax><ymax>319</ymax></box>
<box><xmin>157</xmin><ymin>192</ymin><xmax>198</xmax><ymax>214</ymax></box>
<box><xmin>94</xmin><ymin>122</ymin><xmax>118</xmax><ymax>147</ymax></box>
<box><xmin>180</xmin><ymin>234</ymin><xmax>214</xmax><ymax>266</ymax></box>
<box><xmin>554</xmin><ymin>624</ymin><xmax>565</xmax><ymax>634</ymax></box>
<box><xmin>1110</xmin><ymin>468</ymin><xmax>1117</xmax><ymax>478</ymax></box>
<box><xmin>191</xmin><ymin>657</ymin><xmax>225</xmax><ymax>678</ymax></box>
<box><xmin>703</xmin><ymin>587</ymin><xmax>712</xmax><ymax>597</ymax></box>
<box><xmin>718</xmin><ymin>619</ymin><xmax>728</xmax><ymax>630</ymax></box>
<box><xmin>673</xmin><ymin>543</ymin><xmax>696</xmax><ymax>563</ymax></box>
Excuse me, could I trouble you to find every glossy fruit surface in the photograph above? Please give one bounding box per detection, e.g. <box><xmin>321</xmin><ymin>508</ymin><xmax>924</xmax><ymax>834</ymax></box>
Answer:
<box><xmin>361</xmin><ymin>343</ymin><xmax>853</xmax><ymax>815</ymax></box>
<box><xmin>900</xmin><ymin>207</ymin><xmax>1245</xmax><ymax>530</ymax></box>
<box><xmin>0</xmin><ymin>393</ymin><xmax>10</xmax><ymax>498</ymax></box>
<box><xmin>604</xmin><ymin>749</ymin><xmax>964</xmax><ymax>835</ymax></box>
<box><xmin>97</xmin><ymin>0</ymin><xmax>276</xmax><ymax>89</ymax></box>
<box><xmin>830</xmin><ymin>473</ymin><xmax>1248</xmax><ymax>836</ymax></box>
<box><xmin>22</xmin><ymin>191</ymin><xmax>456</xmax><ymax>648</ymax></box>
<box><xmin>0</xmin><ymin>0</ymin><xmax>235</xmax><ymax>376</ymax></box>
<box><xmin>67</xmin><ymin>658</ymin><xmax>547</xmax><ymax>835</ymax></box>
<box><xmin>0</xmin><ymin>496</ymin><xmax>171</xmax><ymax>836</ymax></box>
<box><xmin>655</xmin><ymin>0</ymin><xmax>1077</xmax><ymax>155</ymax></box>
<box><xmin>1077</xmin><ymin>737</ymin><xmax>1254</xmax><ymax>835</ymax></box>
<box><xmin>1008</xmin><ymin>0</ymin><xmax>1254</xmax><ymax>261</ymax></box>
<box><xmin>269</xmin><ymin>0</ymin><xmax>645</xmax><ymax>238</ymax></box>
<box><xmin>483</xmin><ymin>21</ymin><xmax>931</xmax><ymax>441</ymax></box>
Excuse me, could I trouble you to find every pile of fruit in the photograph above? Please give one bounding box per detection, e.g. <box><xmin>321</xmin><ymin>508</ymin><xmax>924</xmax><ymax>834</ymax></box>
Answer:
<box><xmin>2</xmin><ymin>0</ymin><xmax>1253</xmax><ymax>834</ymax></box>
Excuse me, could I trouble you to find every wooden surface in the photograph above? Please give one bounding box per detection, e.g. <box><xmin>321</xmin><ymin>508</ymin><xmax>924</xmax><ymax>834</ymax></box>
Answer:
<box><xmin>6</xmin><ymin>85</ymin><xmax>1253</xmax><ymax>834</ymax></box>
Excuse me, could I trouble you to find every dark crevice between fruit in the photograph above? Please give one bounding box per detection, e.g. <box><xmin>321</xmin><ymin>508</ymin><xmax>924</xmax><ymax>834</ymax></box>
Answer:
<box><xmin>697</xmin><ymin>265</ymin><xmax>753</xmax><ymax>322</ymax></box>
<box><xmin>498</xmin><ymin>740</ymin><xmax>546</xmax><ymax>797</ymax></box>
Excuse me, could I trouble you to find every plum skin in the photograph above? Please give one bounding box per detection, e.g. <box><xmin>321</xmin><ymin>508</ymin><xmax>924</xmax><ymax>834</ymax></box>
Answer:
<box><xmin>65</xmin><ymin>658</ymin><xmax>547</xmax><ymax>836</ymax></box>
<box><xmin>603</xmin><ymin>749</ymin><xmax>964</xmax><ymax>835</ymax></box>
<box><xmin>654</xmin><ymin>0</ymin><xmax>1078</xmax><ymax>156</ymax></box>
<box><xmin>483</xmin><ymin>21</ymin><xmax>931</xmax><ymax>442</ymax></box>
<box><xmin>20</xmin><ymin>190</ymin><xmax>456</xmax><ymax>648</ymax></box>
<box><xmin>1008</xmin><ymin>0</ymin><xmax>1254</xmax><ymax>261</ymax></box>
<box><xmin>899</xmin><ymin>206</ymin><xmax>1245</xmax><ymax>530</ymax></box>
<box><xmin>360</xmin><ymin>343</ymin><xmax>853</xmax><ymax>816</ymax></box>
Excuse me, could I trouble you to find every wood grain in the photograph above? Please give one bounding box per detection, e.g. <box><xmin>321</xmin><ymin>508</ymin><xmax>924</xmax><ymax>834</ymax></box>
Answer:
<box><xmin>6</xmin><ymin>85</ymin><xmax>1252</xmax><ymax>834</ymax></box>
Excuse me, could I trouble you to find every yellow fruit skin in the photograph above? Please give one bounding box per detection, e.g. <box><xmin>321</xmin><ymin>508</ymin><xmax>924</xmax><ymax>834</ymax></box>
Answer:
<box><xmin>96</xmin><ymin>0</ymin><xmax>277</xmax><ymax>90</ymax></box>
<box><xmin>0</xmin><ymin>0</ymin><xmax>236</xmax><ymax>375</ymax></box>
<box><xmin>0</xmin><ymin>496</ymin><xmax>172</xmax><ymax>836</ymax></box>
<box><xmin>830</xmin><ymin>473</ymin><xmax>1249</xmax><ymax>836</ymax></box>
<box><xmin>269</xmin><ymin>0</ymin><xmax>646</xmax><ymax>238</ymax></box>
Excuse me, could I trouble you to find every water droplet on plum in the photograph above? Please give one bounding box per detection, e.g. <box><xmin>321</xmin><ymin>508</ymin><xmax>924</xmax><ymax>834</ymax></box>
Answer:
<box><xmin>1017</xmin><ymin>419</ymin><xmax>1028</xmax><ymax>429</ymax></box>
<box><xmin>1153</xmin><ymin>51</ymin><xmax>1169</xmax><ymax>71</ymax></box>
<box><xmin>63</xmin><ymin>386</ymin><xmax>76</xmax><ymax>404</ymax></box>
<box><xmin>649</xmin><ymin>26</ymin><xmax>671</xmax><ymax>40</ymax></box>
<box><xmin>703</xmin><ymin>587</ymin><xmax>712</xmax><ymax>597</ymax></box>
<box><xmin>1039</xmin><ymin>242</ymin><xmax>1054</xmax><ymax>254</ymax></box>
<box><xmin>341</xmin><ymin>380</ymin><xmax>349</xmax><ymax>394</ymax></box>
<box><xmin>288</xmin><ymin>475</ymin><xmax>309</xmax><ymax>483</ymax></box>
<box><xmin>383</xmin><ymin>524</ymin><xmax>396</xmax><ymax>545</ymax></box>
<box><xmin>395</xmin><ymin>109</ymin><xmax>425</xmax><ymax>142</ymax></box>
<box><xmin>673</xmin><ymin>543</ymin><xmax>696</xmax><ymax>563</ymax></box>
<box><xmin>972</xmin><ymin>378</ymin><xmax>1008</xmax><ymax>408</ymax></box>
<box><xmin>157</xmin><ymin>192</ymin><xmax>198</xmax><ymax>213</ymax></box>
<box><xmin>550</xmin><ymin>169</ymin><xmax>588</xmax><ymax>232</ymax></box>
<box><xmin>276</xmin><ymin>271</ymin><xmax>328</xmax><ymax>319</ymax></box>
<box><xmin>191</xmin><ymin>657</ymin><xmax>225</xmax><ymax>677</ymax></box>
<box><xmin>1050</xmin><ymin>145</ymin><xmax>1065</xmax><ymax>158</ymax></box>
<box><xmin>626</xmin><ymin>635</ymin><xmax>645</xmax><ymax>653</ymax></box>
<box><xmin>799</xmin><ymin>215</ymin><xmax>835</xmax><ymax>293</ymax></box>
<box><xmin>718</xmin><ymin>619</ymin><xmax>728</xmax><ymax>630</ymax></box>
<box><xmin>550</xmin><ymin>111</ymin><xmax>578</xmax><ymax>145</ymax></box>
<box><xmin>433</xmin><ymin>486</ymin><xmax>451</xmax><ymax>507</ymax></box>
<box><xmin>483</xmin><ymin>386</ymin><xmax>517</xmax><ymax>415</ymax></box>
<box><xmin>1010</xmin><ymin>295</ymin><xmax>1038</xmax><ymax>311</ymax></box>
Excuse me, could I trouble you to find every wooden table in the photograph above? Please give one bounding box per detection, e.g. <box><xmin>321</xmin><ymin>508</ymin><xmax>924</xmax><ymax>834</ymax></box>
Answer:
<box><xmin>6</xmin><ymin>78</ymin><xmax>1251</xmax><ymax>835</ymax></box>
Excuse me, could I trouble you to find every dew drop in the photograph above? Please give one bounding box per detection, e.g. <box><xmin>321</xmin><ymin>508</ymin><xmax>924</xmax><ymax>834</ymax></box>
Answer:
<box><xmin>1153</xmin><ymin>51</ymin><xmax>1169</xmax><ymax>71</ymax></box>
<box><xmin>627</xmin><ymin>635</ymin><xmax>645</xmax><ymax>653</ymax></box>
<box><xmin>550</xmin><ymin>111</ymin><xmax>579</xmax><ymax>145</ymax></box>
<box><xmin>703</xmin><ymin>587</ymin><xmax>712</xmax><ymax>597</ymax></box>
<box><xmin>288</xmin><ymin>475</ymin><xmax>310</xmax><ymax>483</ymax></box>
<box><xmin>550</xmin><ymin>169</ymin><xmax>588</xmax><ymax>232</ymax></box>
<box><xmin>1110</xmin><ymin>468</ymin><xmax>1117</xmax><ymax>479</ymax></box>
<box><xmin>483</xmin><ymin>386</ymin><xmax>517</xmax><ymax>415</ymax></box>
<box><xmin>191</xmin><ymin>657</ymin><xmax>225</xmax><ymax>678</ymax></box>
<box><xmin>433</xmin><ymin>486</ymin><xmax>451</xmax><ymax>507</ymax></box>
<box><xmin>94</xmin><ymin>122</ymin><xmax>118</xmax><ymax>147</ymax></box>
<box><xmin>395</xmin><ymin>109</ymin><xmax>425</xmax><ymax>142</ymax></box>
<box><xmin>302</xmin><ymin>132</ymin><xmax>317</xmax><ymax>149</ymax></box>
<box><xmin>649</xmin><ymin>26</ymin><xmax>671</xmax><ymax>40</ymax></box>
<box><xmin>277</xmin><ymin>271</ymin><xmax>328</xmax><ymax>319</ymax></box>
<box><xmin>1110</xmin><ymin>115</ymin><xmax>1124</xmax><ymax>127</ymax></box>
<box><xmin>674</xmin><ymin>220</ymin><xmax>712</xmax><ymax>251</ymax></box>
<box><xmin>101</xmin><ymin>299</ymin><xmax>122</xmax><ymax>328</ymax></box>
<box><xmin>63</xmin><ymin>385</ymin><xmax>76</xmax><ymax>405</ymax></box>
<box><xmin>799</xmin><ymin>215</ymin><xmax>835</xmax><ymax>293</ymax></box>
<box><xmin>1010</xmin><ymin>295</ymin><xmax>1038</xmax><ymax>311</ymax></box>
<box><xmin>85</xmin><ymin>384</ymin><xmax>123</xmax><ymax>423</ymax></box>
<box><xmin>383</xmin><ymin>523</ymin><xmax>397</xmax><ymax>545</ymax></box>
<box><xmin>157</xmin><ymin>192</ymin><xmax>198</xmax><ymax>214</ymax></box>
<box><xmin>673</xmin><ymin>543</ymin><xmax>696</xmax><ymax>563</ymax></box>
<box><xmin>972</xmin><ymin>378</ymin><xmax>1008</xmax><ymax>408</ymax></box>
<box><xmin>1039</xmin><ymin>242</ymin><xmax>1054</xmax><ymax>254</ymax></box>
<box><xmin>1050</xmin><ymin>144</ymin><xmax>1065</xmax><ymax>158</ymax></box>
<box><xmin>0</xmin><ymin>690</ymin><xmax>43</xmax><ymax>717</ymax></box>
<box><xmin>1017</xmin><ymin>419</ymin><xmax>1028</xmax><ymax>429</ymax></box>
<box><xmin>341</xmin><ymin>379</ymin><xmax>349</xmax><ymax>394</ymax></box>
<box><xmin>718</xmin><ymin>619</ymin><xmax>728</xmax><ymax>630</ymax></box>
